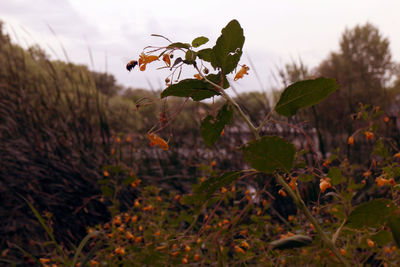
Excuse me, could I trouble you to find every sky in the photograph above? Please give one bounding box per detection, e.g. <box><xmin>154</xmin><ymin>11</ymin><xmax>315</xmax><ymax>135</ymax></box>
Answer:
<box><xmin>1</xmin><ymin>0</ymin><xmax>400</xmax><ymax>93</ymax></box>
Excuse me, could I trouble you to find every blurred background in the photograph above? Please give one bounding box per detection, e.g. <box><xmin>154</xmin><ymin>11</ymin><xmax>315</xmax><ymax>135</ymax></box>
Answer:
<box><xmin>1</xmin><ymin>0</ymin><xmax>400</xmax><ymax>265</ymax></box>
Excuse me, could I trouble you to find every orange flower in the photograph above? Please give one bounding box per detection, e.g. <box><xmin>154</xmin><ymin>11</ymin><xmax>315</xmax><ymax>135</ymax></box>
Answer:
<box><xmin>319</xmin><ymin>177</ymin><xmax>332</xmax><ymax>193</ymax></box>
<box><xmin>394</xmin><ymin>152</ymin><xmax>400</xmax><ymax>159</ymax></box>
<box><xmin>365</xmin><ymin>131</ymin><xmax>374</xmax><ymax>140</ymax></box>
<box><xmin>278</xmin><ymin>189</ymin><xmax>287</xmax><ymax>197</ymax></box>
<box><xmin>40</xmin><ymin>258</ymin><xmax>51</xmax><ymax>264</ymax></box>
<box><xmin>384</xmin><ymin>116</ymin><xmax>390</xmax><ymax>123</ymax></box>
<box><xmin>103</xmin><ymin>170</ymin><xmax>110</xmax><ymax>177</ymax></box>
<box><xmin>234</xmin><ymin>245</ymin><xmax>245</xmax><ymax>254</ymax></box>
<box><xmin>147</xmin><ymin>133</ymin><xmax>168</xmax><ymax>151</ymax></box>
<box><xmin>367</xmin><ymin>238</ymin><xmax>375</xmax><ymax>247</ymax></box>
<box><xmin>162</xmin><ymin>54</ymin><xmax>171</xmax><ymax>67</ymax></box>
<box><xmin>348</xmin><ymin>136</ymin><xmax>355</xmax><ymax>145</ymax></box>
<box><xmin>193</xmin><ymin>73</ymin><xmax>203</xmax><ymax>80</ymax></box>
<box><xmin>138</xmin><ymin>52</ymin><xmax>159</xmax><ymax>71</ymax></box>
<box><xmin>363</xmin><ymin>170</ymin><xmax>372</xmax><ymax>177</ymax></box>
<box><xmin>375</xmin><ymin>177</ymin><xmax>396</xmax><ymax>187</ymax></box>
<box><xmin>322</xmin><ymin>159</ymin><xmax>331</xmax><ymax>167</ymax></box>
<box><xmin>234</xmin><ymin>65</ymin><xmax>250</xmax><ymax>81</ymax></box>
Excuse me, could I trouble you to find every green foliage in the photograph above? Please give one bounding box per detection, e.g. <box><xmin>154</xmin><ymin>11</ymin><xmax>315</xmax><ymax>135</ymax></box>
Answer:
<box><xmin>275</xmin><ymin>78</ymin><xmax>338</xmax><ymax>117</ymax></box>
<box><xmin>211</xmin><ymin>19</ymin><xmax>245</xmax><ymax>74</ymax></box>
<box><xmin>242</xmin><ymin>136</ymin><xmax>295</xmax><ymax>174</ymax></box>
<box><xmin>200</xmin><ymin>103</ymin><xmax>233</xmax><ymax>147</ymax></box>
<box><xmin>161</xmin><ymin>78</ymin><xmax>220</xmax><ymax>101</ymax></box>
<box><xmin>346</xmin><ymin>199</ymin><xmax>396</xmax><ymax>229</ymax></box>
<box><xmin>191</xmin><ymin>36</ymin><xmax>209</xmax><ymax>48</ymax></box>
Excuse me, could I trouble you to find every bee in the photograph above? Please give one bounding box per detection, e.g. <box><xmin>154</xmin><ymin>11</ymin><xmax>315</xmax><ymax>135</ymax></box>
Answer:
<box><xmin>126</xmin><ymin>60</ymin><xmax>138</xmax><ymax>71</ymax></box>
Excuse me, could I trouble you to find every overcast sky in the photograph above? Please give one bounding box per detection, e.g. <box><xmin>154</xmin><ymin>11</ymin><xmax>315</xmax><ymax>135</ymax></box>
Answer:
<box><xmin>1</xmin><ymin>0</ymin><xmax>400</xmax><ymax>93</ymax></box>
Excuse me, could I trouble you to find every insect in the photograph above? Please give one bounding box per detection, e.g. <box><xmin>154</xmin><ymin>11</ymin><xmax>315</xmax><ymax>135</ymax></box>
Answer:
<box><xmin>126</xmin><ymin>60</ymin><xmax>138</xmax><ymax>71</ymax></box>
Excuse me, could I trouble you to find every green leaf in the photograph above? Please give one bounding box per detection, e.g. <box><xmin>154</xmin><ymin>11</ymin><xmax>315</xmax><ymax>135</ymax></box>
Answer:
<box><xmin>182</xmin><ymin>172</ymin><xmax>241</xmax><ymax>205</ymax></box>
<box><xmin>122</xmin><ymin>176</ymin><xmax>136</xmax><ymax>185</ymax></box>
<box><xmin>212</xmin><ymin>19</ymin><xmax>245</xmax><ymax>74</ymax></box>
<box><xmin>101</xmin><ymin>186</ymin><xmax>114</xmax><ymax>197</ymax></box>
<box><xmin>327</xmin><ymin>167</ymin><xmax>345</xmax><ymax>185</ymax></box>
<box><xmin>201</xmin><ymin>104</ymin><xmax>233</xmax><ymax>147</ymax></box>
<box><xmin>370</xmin><ymin>230</ymin><xmax>393</xmax><ymax>246</ymax></box>
<box><xmin>198</xmin><ymin>48</ymin><xmax>213</xmax><ymax>62</ymax></box>
<box><xmin>388</xmin><ymin>211</ymin><xmax>400</xmax><ymax>247</ymax></box>
<box><xmin>275</xmin><ymin>78</ymin><xmax>338</xmax><ymax>117</ymax></box>
<box><xmin>167</xmin><ymin>42</ymin><xmax>190</xmax><ymax>49</ymax></box>
<box><xmin>297</xmin><ymin>174</ymin><xmax>314</xmax><ymax>182</ymax></box>
<box><xmin>192</xmin><ymin>36</ymin><xmax>209</xmax><ymax>47</ymax></box>
<box><xmin>161</xmin><ymin>79</ymin><xmax>219</xmax><ymax>101</ymax></box>
<box><xmin>347</xmin><ymin>199</ymin><xmax>396</xmax><ymax>229</ymax></box>
<box><xmin>206</xmin><ymin>73</ymin><xmax>230</xmax><ymax>89</ymax></box>
<box><xmin>270</xmin><ymin>235</ymin><xmax>312</xmax><ymax>250</ymax></box>
<box><xmin>185</xmin><ymin>50</ymin><xmax>196</xmax><ymax>62</ymax></box>
<box><xmin>242</xmin><ymin>136</ymin><xmax>295</xmax><ymax>174</ymax></box>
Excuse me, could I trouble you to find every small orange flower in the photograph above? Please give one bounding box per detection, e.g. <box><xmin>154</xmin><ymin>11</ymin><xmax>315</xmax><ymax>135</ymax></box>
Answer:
<box><xmin>375</xmin><ymin>177</ymin><xmax>396</xmax><ymax>187</ymax></box>
<box><xmin>211</xmin><ymin>160</ymin><xmax>216</xmax><ymax>167</ymax></box>
<box><xmin>241</xmin><ymin>241</ymin><xmax>250</xmax><ymax>249</ymax></box>
<box><xmin>147</xmin><ymin>133</ymin><xmax>168</xmax><ymax>151</ymax></box>
<box><xmin>193</xmin><ymin>254</ymin><xmax>200</xmax><ymax>261</ymax></box>
<box><xmin>234</xmin><ymin>245</ymin><xmax>245</xmax><ymax>254</ymax></box>
<box><xmin>394</xmin><ymin>152</ymin><xmax>400</xmax><ymax>159</ymax></box>
<box><xmin>89</xmin><ymin>260</ymin><xmax>99</xmax><ymax>266</ymax></box>
<box><xmin>367</xmin><ymin>238</ymin><xmax>374</xmax><ymax>247</ymax></box>
<box><xmin>384</xmin><ymin>116</ymin><xmax>390</xmax><ymax>123</ymax></box>
<box><xmin>340</xmin><ymin>248</ymin><xmax>347</xmax><ymax>255</ymax></box>
<box><xmin>221</xmin><ymin>187</ymin><xmax>228</xmax><ymax>193</ymax></box>
<box><xmin>162</xmin><ymin>54</ymin><xmax>171</xmax><ymax>67</ymax></box>
<box><xmin>193</xmin><ymin>73</ymin><xmax>203</xmax><ymax>80</ymax></box>
<box><xmin>363</xmin><ymin>170</ymin><xmax>372</xmax><ymax>177</ymax></box>
<box><xmin>184</xmin><ymin>245</ymin><xmax>191</xmax><ymax>252</ymax></box>
<box><xmin>40</xmin><ymin>258</ymin><xmax>51</xmax><ymax>264</ymax></box>
<box><xmin>182</xmin><ymin>258</ymin><xmax>188</xmax><ymax>264</ymax></box>
<box><xmin>365</xmin><ymin>131</ymin><xmax>374</xmax><ymax>140</ymax></box>
<box><xmin>234</xmin><ymin>65</ymin><xmax>250</xmax><ymax>81</ymax></box>
<box><xmin>103</xmin><ymin>170</ymin><xmax>110</xmax><ymax>177</ymax></box>
<box><xmin>322</xmin><ymin>159</ymin><xmax>332</xmax><ymax>167</ymax></box>
<box><xmin>348</xmin><ymin>136</ymin><xmax>355</xmax><ymax>145</ymax></box>
<box><xmin>288</xmin><ymin>215</ymin><xmax>294</xmax><ymax>221</ymax></box>
<box><xmin>114</xmin><ymin>247</ymin><xmax>125</xmax><ymax>255</ymax></box>
<box><xmin>319</xmin><ymin>177</ymin><xmax>332</xmax><ymax>193</ymax></box>
<box><xmin>278</xmin><ymin>189</ymin><xmax>287</xmax><ymax>197</ymax></box>
<box><xmin>126</xmin><ymin>231</ymin><xmax>135</xmax><ymax>240</ymax></box>
<box><xmin>138</xmin><ymin>53</ymin><xmax>159</xmax><ymax>71</ymax></box>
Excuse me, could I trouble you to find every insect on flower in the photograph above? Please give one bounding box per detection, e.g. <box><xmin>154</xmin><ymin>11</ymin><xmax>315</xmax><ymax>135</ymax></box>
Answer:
<box><xmin>138</xmin><ymin>53</ymin><xmax>159</xmax><ymax>71</ymax></box>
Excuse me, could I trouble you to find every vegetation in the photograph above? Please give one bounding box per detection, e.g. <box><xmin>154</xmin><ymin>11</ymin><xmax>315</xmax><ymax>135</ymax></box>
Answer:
<box><xmin>1</xmin><ymin>19</ymin><xmax>400</xmax><ymax>267</ymax></box>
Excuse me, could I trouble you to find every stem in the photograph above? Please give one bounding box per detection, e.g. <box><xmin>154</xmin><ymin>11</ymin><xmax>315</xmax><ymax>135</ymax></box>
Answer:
<box><xmin>194</xmin><ymin>65</ymin><xmax>260</xmax><ymax>139</ymax></box>
<box><xmin>275</xmin><ymin>174</ymin><xmax>350</xmax><ymax>267</ymax></box>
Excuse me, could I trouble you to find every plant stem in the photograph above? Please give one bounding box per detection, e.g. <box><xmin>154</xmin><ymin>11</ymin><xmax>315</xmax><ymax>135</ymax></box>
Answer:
<box><xmin>194</xmin><ymin>66</ymin><xmax>260</xmax><ymax>139</ymax></box>
<box><xmin>275</xmin><ymin>174</ymin><xmax>350</xmax><ymax>267</ymax></box>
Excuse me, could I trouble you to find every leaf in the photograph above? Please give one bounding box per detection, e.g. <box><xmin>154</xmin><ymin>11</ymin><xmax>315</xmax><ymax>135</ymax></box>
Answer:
<box><xmin>242</xmin><ymin>136</ymin><xmax>295</xmax><ymax>174</ymax></box>
<box><xmin>100</xmin><ymin>186</ymin><xmax>113</xmax><ymax>197</ymax></box>
<box><xmin>327</xmin><ymin>167</ymin><xmax>345</xmax><ymax>185</ymax></box>
<box><xmin>206</xmin><ymin>73</ymin><xmax>230</xmax><ymax>89</ymax></box>
<box><xmin>388</xmin><ymin>211</ymin><xmax>400</xmax><ymax>247</ymax></box>
<box><xmin>275</xmin><ymin>78</ymin><xmax>338</xmax><ymax>117</ymax></box>
<box><xmin>297</xmin><ymin>174</ymin><xmax>314</xmax><ymax>182</ymax></box>
<box><xmin>167</xmin><ymin>42</ymin><xmax>190</xmax><ymax>49</ymax></box>
<box><xmin>182</xmin><ymin>172</ymin><xmax>241</xmax><ymax>205</ymax></box>
<box><xmin>270</xmin><ymin>235</ymin><xmax>312</xmax><ymax>250</ymax></box>
<box><xmin>346</xmin><ymin>199</ymin><xmax>396</xmax><ymax>229</ymax></box>
<box><xmin>201</xmin><ymin>104</ymin><xmax>233</xmax><ymax>147</ymax></box>
<box><xmin>161</xmin><ymin>79</ymin><xmax>219</xmax><ymax>101</ymax></box>
<box><xmin>212</xmin><ymin>19</ymin><xmax>245</xmax><ymax>74</ymax></box>
<box><xmin>197</xmin><ymin>48</ymin><xmax>213</xmax><ymax>62</ymax></box>
<box><xmin>192</xmin><ymin>36</ymin><xmax>209</xmax><ymax>47</ymax></box>
<box><xmin>370</xmin><ymin>230</ymin><xmax>393</xmax><ymax>246</ymax></box>
<box><xmin>185</xmin><ymin>50</ymin><xmax>196</xmax><ymax>62</ymax></box>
